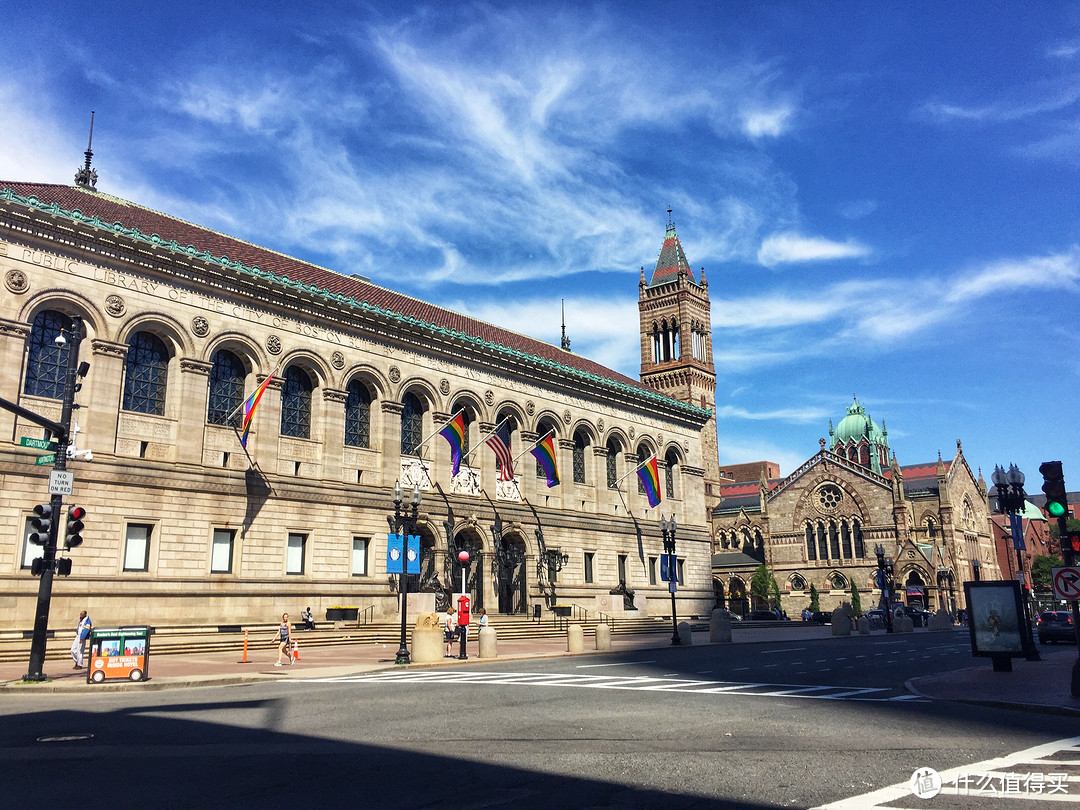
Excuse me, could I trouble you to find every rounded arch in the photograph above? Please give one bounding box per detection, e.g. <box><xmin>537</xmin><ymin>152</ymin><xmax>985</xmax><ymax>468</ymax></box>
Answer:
<box><xmin>115</xmin><ymin>310</ymin><xmax>194</xmax><ymax>358</ymax></box>
<box><xmin>531</xmin><ymin>411</ymin><xmax>564</xmax><ymax>441</ymax></box>
<box><xmin>19</xmin><ymin>289</ymin><xmax>108</xmax><ymax>342</ymax></box>
<box><xmin>341</xmin><ymin>364</ymin><xmax>388</xmax><ymax>400</ymax></box>
<box><xmin>277</xmin><ymin>349</ymin><xmax>331</xmax><ymax>388</ymax></box>
<box><xmin>828</xmin><ymin>571</ymin><xmax>848</xmax><ymax>590</ymax></box>
<box><xmin>448</xmin><ymin>390</ymin><xmax>485</xmax><ymax>421</ymax></box>
<box><xmin>203</xmin><ymin>332</ymin><xmax>266</xmax><ymax>372</ymax></box>
<box><xmin>568</xmin><ymin>419</ymin><xmax>600</xmax><ymax>445</ymax></box>
<box><xmin>398</xmin><ymin>377</ymin><xmax>439</xmax><ymax>409</ymax></box>
<box><xmin>490</xmin><ymin>400</ymin><xmax>527</xmax><ymax>430</ymax></box>
<box><xmin>603</xmin><ymin>425</ymin><xmax>632</xmax><ymax>450</ymax></box>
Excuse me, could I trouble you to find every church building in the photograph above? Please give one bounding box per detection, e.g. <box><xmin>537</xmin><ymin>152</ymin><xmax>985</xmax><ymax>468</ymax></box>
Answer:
<box><xmin>711</xmin><ymin>398</ymin><xmax>1000</xmax><ymax>617</ymax></box>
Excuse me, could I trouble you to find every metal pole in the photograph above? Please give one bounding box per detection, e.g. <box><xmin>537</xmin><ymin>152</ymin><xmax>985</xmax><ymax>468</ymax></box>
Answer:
<box><xmin>394</xmin><ymin>497</ymin><xmax>410</xmax><ymax>665</ymax></box>
<box><xmin>25</xmin><ymin>317</ymin><xmax>82</xmax><ymax>682</ymax></box>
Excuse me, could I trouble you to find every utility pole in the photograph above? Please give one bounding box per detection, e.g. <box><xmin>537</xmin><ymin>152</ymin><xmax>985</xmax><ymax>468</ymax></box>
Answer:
<box><xmin>24</xmin><ymin>316</ymin><xmax>83</xmax><ymax>681</ymax></box>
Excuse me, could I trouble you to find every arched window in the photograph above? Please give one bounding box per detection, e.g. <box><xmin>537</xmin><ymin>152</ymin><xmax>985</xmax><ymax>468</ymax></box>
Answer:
<box><xmin>831</xmin><ymin>573</ymin><xmax>847</xmax><ymax>590</ymax></box>
<box><xmin>280</xmin><ymin>365</ymin><xmax>313</xmax><ymax>438</ymax></box>
<box><xmin>606</xmin><ymin>438</ymin><xmax>620</xmax><ymax>489</ymax></box>
<box><xmin>652</xmin><ymin>324</ymin><xmax>661</xmax><ymax>364</ymax></box>
<box><xmin>829</xmin><ymin>522</ymin><xmax>841</xmax><ymax>559</ymax></box>
<box><xmin>207</xmin><ymin>349</ymin><xmax>246</xmax><ymax>426</ymax></box>
<box><xmin>926</xmin><ymin>519</ymin><xmax>937</xmax><ymax>539</ymax></box>
<box><xmin>853</xmin><ymin>519</ymin><xmax>865</xmax><ymax>558</ymax></box>
<box><xmin>859</xmin><ymin>444</ymin><xmax>870</xmax><ymax>466</ymax></box>
<box><xmin>573</xmin><ymin>431</ymin><xmax>587</xmax><ymax>484</ymax></box>
<box><xmin>841</xmin><ymin>522</ymin><xmax>853</xmax><ymax>559</ymax></box>
<box><xmin>817</xmin><ymin>524</ymin><xmax>828</xmax><ymax>560</ymax></box>
<box><xmin>400</xmin><ymin>392</ymin><xmax>424</xmax><ymax>456</ymax></box>
<box><xmin>122</xmin><ymin>331</ymin><xmax>170</xmax><ymax>415</ymax></box>
<box><xmin>345</xmin><ymin>380</ymin><xmax>371</xmax><ymax>448</ymax></box>
<box><xmin>790</xmin><ymin>574</ymin><xmax>806</xmax><ymax>591</ymax></box>
<box><xmin>806</xmin><ymin>523</ymin><xmax>816</xmax><ymax>561</ymax></box>
<box><xmin>664</xmin><ymin>448</ymin><xmax>679</xmax><ymax>499</ymax></box>
<box><xmin>23</xmin><ymin>310</ymin><xmax>73</xmax><ymax>399</ymax></box>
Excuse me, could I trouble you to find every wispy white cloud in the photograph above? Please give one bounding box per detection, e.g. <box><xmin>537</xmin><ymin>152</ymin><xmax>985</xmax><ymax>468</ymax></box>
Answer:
<box><xmin>757</xmin><ymin>232</ymin><xmax>871</xmax><ymax>266</ymax></box>
<box><xmin>740</xmin><ymin>105</ymin><xmax>795</xmax><ymax>138</ymax></box>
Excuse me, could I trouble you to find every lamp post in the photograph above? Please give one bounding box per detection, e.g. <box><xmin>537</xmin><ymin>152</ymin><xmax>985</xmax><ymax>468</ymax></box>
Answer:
<box><xmin>391</xmin><ymin>481</ymin><xmax>421</xmax><ymax>665</ymax></box>
<box><xmin>662</xmin><ymin>515</ymin><xmax>680</xmax><ymax>645</ymax></box>
<box><xmin>991</xmin><ymin>463</ymin><xmax>1039</xmax><ymax>660</ymax></box>
<box><xmin>875</xmin><ymin>544</ymin><xmax>894</xmax><ymax>634</ymax></box>
<box><xmin>972</xmin><ymin>559</ymin><xmax>981</xmax><ymax>582</ymax></box>
<box><xmin>538</xmin><ymin>547</ymin><xmax>569</xmax><ymax>606</ymax></box>
<box><xmin>457</xmin><ymin>550</ymin><xmax>470</xmax><ymax>659</ymax></box>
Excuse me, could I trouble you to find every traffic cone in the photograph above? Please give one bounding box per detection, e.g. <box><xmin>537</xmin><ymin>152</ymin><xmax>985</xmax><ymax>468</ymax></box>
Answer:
<box><xmin>292</xmin><ymin>640</ymin><xmax>300</xmax><ymax>661</ymax></box>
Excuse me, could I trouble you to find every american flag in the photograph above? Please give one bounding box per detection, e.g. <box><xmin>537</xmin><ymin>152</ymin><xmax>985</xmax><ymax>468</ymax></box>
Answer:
<box><xmin>485</xmin><ymin>422</ymin><xmax>515</xmax><ymax>481</ymax></box>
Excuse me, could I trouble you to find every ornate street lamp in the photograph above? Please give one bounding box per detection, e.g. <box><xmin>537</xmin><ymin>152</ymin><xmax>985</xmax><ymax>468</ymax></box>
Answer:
<box><xmin>538</xmin><ymin>547</ymin><xmax>569</xmax><ymax>606</ymax></box>
<box><xmin>662</xmin><ymin>515</ymin><xmax>680</xmax><ymax>645</ymax></box>
<box><xmin>874</xmin><ymin>543</ymin><xmax>894</xmax><ymax>634</ymax></box>
<box><xmin>390</xmin><ymin>481</ymin><xmax>422</xmax><ymax>665</ymax></box>
<box><xmin>991</xmin><ymin>463</ymin><xmax>1039</xmax><ymax>659</ymax></box>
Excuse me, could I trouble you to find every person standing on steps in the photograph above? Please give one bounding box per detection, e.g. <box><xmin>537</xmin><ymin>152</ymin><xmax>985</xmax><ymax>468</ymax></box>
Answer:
<box><xmin>273</xmin><ymin>613</ymin><xmax>293</xmax><ymax>666</ymax></box>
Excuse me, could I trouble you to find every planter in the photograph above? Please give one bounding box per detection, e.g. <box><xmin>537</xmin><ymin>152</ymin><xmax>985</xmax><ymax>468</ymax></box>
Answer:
<box><xmin>325</xmin><ymin>607</ymin><xmax>359</xmax><ymax>622</ymax></box>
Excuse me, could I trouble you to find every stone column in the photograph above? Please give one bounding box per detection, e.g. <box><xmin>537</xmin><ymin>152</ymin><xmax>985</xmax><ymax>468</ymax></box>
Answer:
<box><xmin>86</xmin><ymin>339</ymin><xmax>128</xmax><ymax>456</ymax></box>
<box><xmin>0</xmin><ymin>319</ymin><xmax>30</xmax><ymax>441</ymax></box>
<box><xmin>176</xmin><ymin>358</ymin><xmax>211</xmax><ymax>465</ymax></box>
<box><xmin>322</xmin><ymin>388</ymin><xmax>347</xmax><ymax>481</ymax></box>
<box><xmin>380</xmin><ymin>400</ymin><xmax>403</xmax><ymax>489</ymax></box>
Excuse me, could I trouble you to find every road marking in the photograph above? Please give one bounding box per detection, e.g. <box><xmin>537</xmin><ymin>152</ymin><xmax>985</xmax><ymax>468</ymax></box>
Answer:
<box><xmin>760</xmin><ymin>647</ymin><xmax>806</xmax><ymax>654</ymax></box>
<box><xmin>299</xmin><ymin>671</ymin><xmax>925</xmax><ymax>703</ymax></box>
<box><xmin>811</xmin><ymin>735</ymin><xmax>1080</xmax><ymax>809</ymax></box>
<box><xmin>576</xmin><ymin>660</ymin><xmax>654</xmax><ymax>669</ymax></box>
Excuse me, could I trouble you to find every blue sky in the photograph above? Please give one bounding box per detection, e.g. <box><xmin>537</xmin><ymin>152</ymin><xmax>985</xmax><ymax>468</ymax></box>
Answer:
<box><xmin>3</xmin><ymin>2</ymin><xmax>1079</xmax><ymax>489</ymax></box>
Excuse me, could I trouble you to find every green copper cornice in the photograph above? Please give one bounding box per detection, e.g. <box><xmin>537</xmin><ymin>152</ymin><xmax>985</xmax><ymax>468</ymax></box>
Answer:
<box><xmin>1</xmin><ymin>187</ymin><xmax>712</xmax><ymax>421</ymax></box>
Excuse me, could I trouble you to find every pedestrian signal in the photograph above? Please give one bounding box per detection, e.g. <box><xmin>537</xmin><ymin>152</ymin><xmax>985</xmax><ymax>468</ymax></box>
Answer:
<box><xmin>56</xmin><ymin>558</ymin><xmax>72</xmax><ymax>576</ymax></box>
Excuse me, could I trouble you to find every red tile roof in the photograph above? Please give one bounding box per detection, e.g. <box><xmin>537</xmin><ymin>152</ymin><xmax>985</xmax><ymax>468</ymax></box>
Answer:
<box><xmin>2</xmin><ymin>182</ymin><xmax>709</xmax><ymax>418</ymax></box>
<box><xmin>649</xmin><ymin>223</ymin><xmax>697</xmax><ymax>286</ymax></box>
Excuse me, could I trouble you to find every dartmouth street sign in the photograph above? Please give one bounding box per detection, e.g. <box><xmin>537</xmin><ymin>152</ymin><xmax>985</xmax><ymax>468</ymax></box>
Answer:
<box><xmin>34</xmin><ymin>453</ymin><xmax>56</xmax><ymax>466</ymax></box>
<box><xmin>21</xmin><ymin>436</ymin><xmax>58</xmax><ymax>451</ymax></box>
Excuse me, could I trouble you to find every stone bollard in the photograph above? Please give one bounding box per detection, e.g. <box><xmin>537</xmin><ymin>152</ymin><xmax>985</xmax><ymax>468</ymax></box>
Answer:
<box><xmin>595</xmin><ymin>622</ymin><xmax>612</xmax><ymax>652</ymax></box>
<box><xmin>709</xmin><ymin>609</ymin><xmax>733</xmax><ymax>643</ymax></box>
<box><xmin>567</xmin><ymin>623</ymin><xmax>584</xmax><ymax>654</ymax></box>
<box><xmin>410</xmin><ymin>612</ymin><xmax>445</xmax><ymax>663</ymax></box>
<box><xmin>678</xmin><ymin>620</ymin><xmax>693</xmax><ymax>645</ymax></box>
<box><xmin>896</xmin><ymin>615</ymin><xmax>914</xmax><ymax>633</ymax></box>
<box><xmin>478</xmin><ymin>625</ymin><xmax>498</xmax><ymax>658</ymax></box>
<box><xmin>831</xmin><ymin>607</ymin><xmax>851</xmax><ymax>636</ymax></box>
<box><xmin>857</xmin><ymin>616</ymin><xmax>870</xmax><ymax>635</ymax></box>
<box><xmin>931</xmin><ymin>608</ymin><xmax>951</xmax><ymax>631</ymax></box>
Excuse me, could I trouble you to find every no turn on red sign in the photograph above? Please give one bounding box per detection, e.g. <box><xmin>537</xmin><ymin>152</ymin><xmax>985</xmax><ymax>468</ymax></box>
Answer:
<box><xmin>1051</xmin><ymin>567</ymin><xmax>1080</xmax><ymax>601</ymax></box>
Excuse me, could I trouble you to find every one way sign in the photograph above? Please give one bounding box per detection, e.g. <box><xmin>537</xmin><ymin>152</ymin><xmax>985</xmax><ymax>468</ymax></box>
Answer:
<box><xmin>1051</xmin><ymin>567</ymin><xmax>1080</xmax><ymax>601</ymax></box>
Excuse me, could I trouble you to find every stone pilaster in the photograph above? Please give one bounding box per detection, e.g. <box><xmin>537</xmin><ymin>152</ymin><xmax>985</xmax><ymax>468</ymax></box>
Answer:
<box><xmin>87</xmin><ymin>339</ymin><xmax>128</xmax><ymax>456</ymax></box>
<box><xmin>321</xmin><ymin>387</ymin><xmax>347</xmax><ymax>480</ymax></box>
<box><xmin>176</xmin><ymin>358</ymin><xmax>212</xmax><ymax>465</ymax></box>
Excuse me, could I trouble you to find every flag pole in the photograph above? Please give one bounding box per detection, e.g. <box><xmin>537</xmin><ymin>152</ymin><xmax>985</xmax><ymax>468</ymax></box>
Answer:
<box><xmin>614</xmin><ymin>454</ymin><xmax>659</xmax><ymax>487</ymax></box>
<box><xmin>460</xmin><ymin>417</ymin><xmax>510</xmax><ymax>466</ymax></box>
<box><xmin>224</xmin><ymin>363</ymin><xmax>281</xmax><ymax>425</ymax></box>
<box><xmin>510</xmin><ymin>429</ymin><xmax>555</xmax><ymax>466</ymax></box>
<box><xmin>412</xmin><ymin>408</ymin><xmax>465</xmax><ymax>454</ymax></box>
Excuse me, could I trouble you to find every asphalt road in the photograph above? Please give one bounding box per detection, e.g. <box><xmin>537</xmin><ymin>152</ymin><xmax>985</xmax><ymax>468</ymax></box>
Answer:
<box><xmin>2</xmin><ymin>634</ymin><xmax>1077</xmax><ymax>809</ymax></box>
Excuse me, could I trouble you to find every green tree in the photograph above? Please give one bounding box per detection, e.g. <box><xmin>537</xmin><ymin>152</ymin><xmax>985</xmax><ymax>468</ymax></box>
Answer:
<box><xmin>769</xmin><ymin>578</ymin><xmax>782</xmax><ymax>612</ymax></box>
<box><xmin>809</xmin><ymin>583</ymin><xmax>820</xmax><ymax>612</ymax></box>
<box><xmin>750</xmin><ymin>564</ymin><xmax>772</xmax><ymax>611</ymax></box>
<box><xmin>1031</xmin><ymin>554</ymin><xmax>1065</xmax><ymax>592</ymax></box>
<box><xmin>1048</xmin><ymin>517</ymin><xmax>1080</xmax><ymax>539</ymax></box>
<box><xmin>849</xmin><ymin>581</ymin><xmax>863</xmax><ymax>617</ymax></box>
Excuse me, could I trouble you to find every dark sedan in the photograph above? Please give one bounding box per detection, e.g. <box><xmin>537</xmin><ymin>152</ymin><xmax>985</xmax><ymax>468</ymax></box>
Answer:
<box><xmin>1037</xmin><ymin>611</ymin><xmax>1076</xmax><ymax>644</ymax></box>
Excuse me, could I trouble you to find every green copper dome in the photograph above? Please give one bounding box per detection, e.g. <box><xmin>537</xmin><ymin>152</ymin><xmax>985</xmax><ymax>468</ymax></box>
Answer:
<box><xmin>829</xmin><ymin>397</ymin><xmax>891</xmax><ymax>474</ymax></box>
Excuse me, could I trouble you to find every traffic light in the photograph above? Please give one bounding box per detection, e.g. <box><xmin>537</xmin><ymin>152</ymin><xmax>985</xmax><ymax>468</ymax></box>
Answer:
<box><xmin>1063</xmin><ymin>531</ymin><xmax>1080</xmax><ymax>567</ymax></box>
<box><xmin>65</xmin><ymin>505</ymin><xmax>86</xmax><ymax>549</ymax></box>
<box><xmin>29</xmin><ymin>504</ymin><xmax>53</xmax><ymax>545</ymax></box>
<box><xmin>1039</xmin><ymin>461</ymin><xmax>1068</xmax><ymax>518</ymax></box>
<box><xmin>31</xmin><ymin>558</ymin><xmax>46</xmax><ymax>576</ymax></box>
<box><xmin>55</xmin><ymin>558</ymin><xmax>72</xmax><ymax>576</ymax></box>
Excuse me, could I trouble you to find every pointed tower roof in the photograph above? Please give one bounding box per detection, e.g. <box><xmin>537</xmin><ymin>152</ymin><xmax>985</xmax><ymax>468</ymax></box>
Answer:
<box><xmin>649</xmin><ymin>213</ymin><xmax>697</xmax><ymax>287</ymax></box>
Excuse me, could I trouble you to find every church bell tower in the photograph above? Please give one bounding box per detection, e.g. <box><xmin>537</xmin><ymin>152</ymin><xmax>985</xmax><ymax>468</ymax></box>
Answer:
<box><xmin>638</xmin><ymin>213</ymin><xmax>722</xmax><ymax>513</ymax></box>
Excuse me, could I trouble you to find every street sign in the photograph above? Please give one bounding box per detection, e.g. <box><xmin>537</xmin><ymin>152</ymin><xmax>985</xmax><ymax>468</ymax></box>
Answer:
<box><xmin>35</xmin><ymin>453</ymin><xmax>56</xmax><ymax>466</ymax></box>
<box><xmin>1051</xmin><ymin>567</ymin><xmax>1080</xmax><ymax>601</ymax></box>
<box><xmin>21</xmin><ymin>436</ymin><xmax>57</xmax><ymax>451</ymax></box>
<box><xmin>48</xmin><ymin>470</ymin><xmax>74</xmax><ymax>495</ymax></box>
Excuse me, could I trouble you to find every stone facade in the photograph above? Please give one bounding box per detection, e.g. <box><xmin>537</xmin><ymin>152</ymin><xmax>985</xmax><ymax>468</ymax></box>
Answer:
<box><xmin>0</xmin><ymin>183</ymin><xmax>716</xmax><ymax>630</ymax></box>
<box><xmin>712</xmin><ymin>404</ymin><xmax>1001</xmax><ymax>617</ymax></box>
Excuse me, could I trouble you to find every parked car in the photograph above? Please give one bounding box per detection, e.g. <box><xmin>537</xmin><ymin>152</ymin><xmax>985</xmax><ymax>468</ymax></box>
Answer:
<box><xmin>810</xmin><ymin>611</ymin><xmax>832</xmax><ymax>625</ymax></box>
<box><xmin>747</xmin><ymin>610</ymin><xmax>780</xmax><ymax>621</ymax></box>
<box><xmin>1037</xmin><ymin>611</ymin><xmax>1076</xmax><ymax>644</ymax></box>
<box><xmin>865</xmin><ymin>609</ymin><xmax>886</xmax><ymax>629</ymax></box>
<box><xmin>892</xmin><ymin>605</ymin><xmax>932</xmax><ymax>628</ymax></box>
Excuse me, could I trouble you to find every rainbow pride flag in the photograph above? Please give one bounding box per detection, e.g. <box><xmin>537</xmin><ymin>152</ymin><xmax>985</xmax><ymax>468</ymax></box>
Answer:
<box><xmin>239</xmin><ymin>372</ymin><xmax>275</xmax><ymax>448</ymax></box>
<box><xmin>636</xmin><ymin>456</ymin><xmax>662</xmax><ymax>507</ymax></box>
<box><xmin>439</xmin><ymin>412</ymin><xmax>466</xmax><ymax>476</ymax></box>
<box><xmin>529</xmin><ymin>434</ymin><xmax>559</xmax><ymax>488</ymax></box>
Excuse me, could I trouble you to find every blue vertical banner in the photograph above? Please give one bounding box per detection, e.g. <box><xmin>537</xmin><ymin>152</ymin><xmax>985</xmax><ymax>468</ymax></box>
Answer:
<box><xmin>406</xmin><ymin>534</ymin><xmax>420</xmax><ymax>575</ymax></box>
<box><xmin>387</xmin><ymin>533</ymin><xmax>404</xmax><ymax>574</ymax></box>
<box><xmin>1008</xmin><ymin>512</ymin><xmax>1025</xmax><ymax>552</ymax></box>
<box><xmin>660</xmin><ymin>554</ymin><xmax>676</xmax><ymax>582</ymax></box>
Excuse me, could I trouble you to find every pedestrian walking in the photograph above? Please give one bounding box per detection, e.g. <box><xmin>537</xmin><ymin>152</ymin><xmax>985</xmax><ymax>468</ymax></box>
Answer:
<box><xmin>273</xmin><ymin>613</ymin><xmax>293</xmax><ymax>666</ymax></box>
<box><xmin>71</xmin><ymin>610</ymin><xmax>92</xmax><ymax>669</ymax></box>
<box><xmin>443</xmin><ymin>606</ymin><xmax>457</xmax><ymax>658</ymax></box>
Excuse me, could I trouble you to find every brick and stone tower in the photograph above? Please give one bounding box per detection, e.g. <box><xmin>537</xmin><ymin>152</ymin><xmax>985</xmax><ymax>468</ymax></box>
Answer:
<box><xmin>638</xmin><ymin>213</ymin><xmax>722</xmax><ymax>514</ymax></box>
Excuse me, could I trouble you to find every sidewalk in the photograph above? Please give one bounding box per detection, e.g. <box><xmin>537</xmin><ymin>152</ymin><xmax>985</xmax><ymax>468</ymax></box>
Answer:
<box><xmin>3</xmin><ymin>625</ymin><xmax>1078</xmax><ymax>716</ymax></box>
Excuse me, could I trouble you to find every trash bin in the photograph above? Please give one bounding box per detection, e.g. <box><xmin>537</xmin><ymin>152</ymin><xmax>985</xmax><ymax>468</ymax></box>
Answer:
<box><xmin>87</xmin><ymin>626</ymin><xmax>151</xmax><ymax>683</ymax></box>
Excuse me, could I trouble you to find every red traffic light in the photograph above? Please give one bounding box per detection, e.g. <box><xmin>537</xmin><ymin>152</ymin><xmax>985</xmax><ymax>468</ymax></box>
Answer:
<box><xmin>68</xmin><ymin>505</ymin><xmax>86</xmax><ymax>521</ymax></box>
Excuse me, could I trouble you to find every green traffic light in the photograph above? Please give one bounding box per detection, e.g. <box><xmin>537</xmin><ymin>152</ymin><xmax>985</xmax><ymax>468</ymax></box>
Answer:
<box><xmin>1047</xmin><ymin>500</ymin><xmax>1066</xmax><ymax>517</ymax></box>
